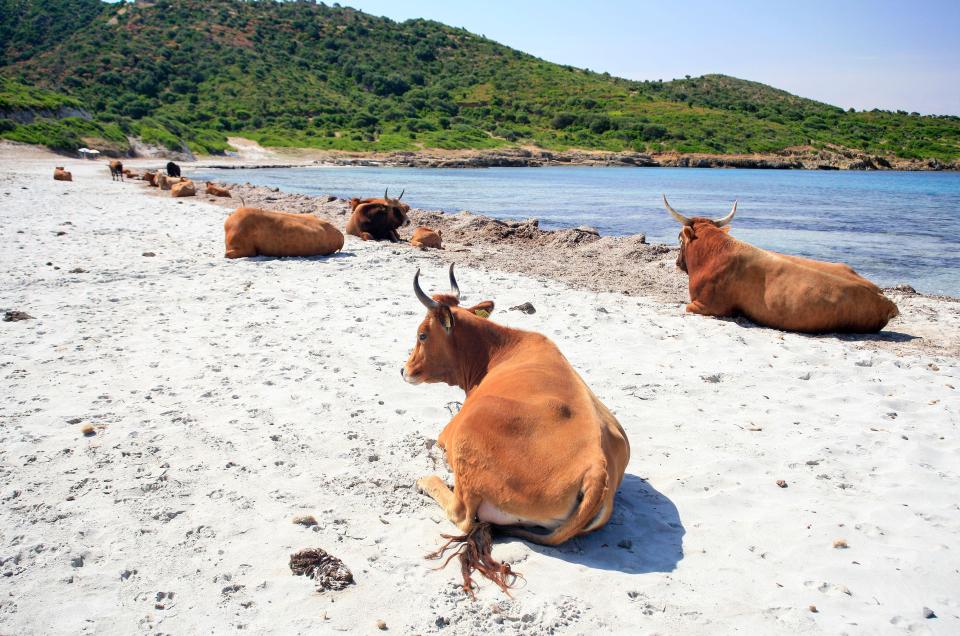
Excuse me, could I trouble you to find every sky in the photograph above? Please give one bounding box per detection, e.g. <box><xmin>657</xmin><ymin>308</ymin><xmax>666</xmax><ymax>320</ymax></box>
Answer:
<box><xmin>336</xmin><ymin>0</ymin><xmax>960</xmax><ymax>116</ymax></box>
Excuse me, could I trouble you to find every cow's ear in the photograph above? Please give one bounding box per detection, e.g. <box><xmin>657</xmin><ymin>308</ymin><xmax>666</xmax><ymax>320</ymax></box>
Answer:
<box><xmin>681</xmin><ymin>226</ymin><xmax>696</xmax><ymax>241</ymax></box>
<box><xmin>467</xmin><ymin>300</ymin><xmax>494</xmax><ymax>318</ymax></box>
<box><xmin>437</xmin><ymin>305</ymin><xmax>454</xmax><ymax>333</ymax></box>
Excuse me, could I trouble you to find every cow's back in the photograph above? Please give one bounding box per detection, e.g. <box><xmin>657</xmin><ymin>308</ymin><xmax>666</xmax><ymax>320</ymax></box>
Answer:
<box><xmin>730</xmin><ymin>248</ymin><xmax>898</xmax><ymax>333</ymax></box>
<box><xmin>225</xmin><ymin>207</ymin><xmax>343</xmax><ymax>258</ymax></box>
<box><xmin>444</xmin><ymin>334</ymin><xmax>629</xmax><ymax>529</ymax></box>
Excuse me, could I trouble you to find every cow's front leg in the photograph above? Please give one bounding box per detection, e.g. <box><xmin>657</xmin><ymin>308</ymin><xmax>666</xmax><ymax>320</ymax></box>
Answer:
<box><xmin>685</xmin><ymin>300</ymin><xmax>713</xmax><ymax>315</ymax></box>
<box><xmin>416</xmin><ymin>475</ymin><xmax>475</xmax><ymax>533</ymax></box>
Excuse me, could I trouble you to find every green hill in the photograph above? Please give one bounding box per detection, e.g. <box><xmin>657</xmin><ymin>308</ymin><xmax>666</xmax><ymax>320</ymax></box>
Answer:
<box><xmin>2</xmin><ymin>0</ymin><xmax>959</xmax><ymax>161</ymax></box>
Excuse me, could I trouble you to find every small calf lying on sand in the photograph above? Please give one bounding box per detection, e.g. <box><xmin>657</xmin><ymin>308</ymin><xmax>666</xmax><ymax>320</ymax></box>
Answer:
<box><xmin>205</xmin><ymin>182</ymin><xmax>231</xmax><ymax>198</ymax></box>
<box><xmin>144</xmin><ymin>171</ymin><xmax>159</xmax><ymax>187</ymax></box>
<box><xmin>345</xmin><ymin>189</ymin><xmax>410</xmax><ymax>241</ymax></box>
<box><xmin>223</xmin><ymin>207</ymin><xmax>344</xmax><ymax>258</ymax></box>
<box><xmin>53</xmin><ymin>166</ymin><xmax>72</xmax><ymax>181</ymax></box>
<box><xmin>664</xmin><ymin>195</ymin><xmax>899</xmax><ymax>333</ymax></box>
<box><xmin>410</xmin><ymin>227</ymin><xmax>443</xmax><ymax>249</ymax></box>
<box><xmin>109</xmin><ymin>160</ymin><xmax>124</xmax><ymax>182</ymax></box>
<box><xmin>171</xmin><ymin>180</ymin><xmax>196</xmax><ymax>198</ymax></box>
<box><xmin>404</xmin><ymin>265</ymin><xmax>630</xmax><ymax>594</ymax></box>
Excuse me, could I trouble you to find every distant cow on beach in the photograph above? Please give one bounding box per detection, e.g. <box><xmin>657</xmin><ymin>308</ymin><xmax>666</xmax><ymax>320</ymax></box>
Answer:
<box><xmin>345</xmin><ymin>189</ymin><xmax>410</xmax><ymax>241</ymax></box>
<box><xmin>205</xmin><ymin>182</ymin><xmax>231</xmax><ymax>197</ymax></box>
<box><xmin>410</xmin><ymin>227</ymin><xmax>443</xmax><ymax>249</ymax></box>
<box><xmin>166</xmin><ymin>161</ymin><xmax>181</xmax><ymax>178</ymax></box>
<box><xmin>224</xmin><ymin>207</ymin><xmax>344</xmax><ymax>258</ymax></box>
<box><xmin>109</xmin><ymin>160</ymin><xmax>124</xmax><ymax>181</ymax></box>
<box><xmin>53</xmin><ymin>166</ymin><xmax>72</xmax><ymax>182</ymax></box>
<box><xmin>171</xmin><ymin>180</ymin><xmax>196</xmax><ymax>198</ymax></box>
<box><xmin>663</xmin><ymin>195</ymin><xmax>899</xmax><ymax>333</ymax></box>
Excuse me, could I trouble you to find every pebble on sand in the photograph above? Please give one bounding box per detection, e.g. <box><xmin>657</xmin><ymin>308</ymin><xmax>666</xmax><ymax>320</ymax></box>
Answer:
<box><xmin>81</xmin><ymin>424</ymin><xmax>96</xmax><ymax>437</ymax></box>
<box><xmin>3</xmin><ymin>310</ymin><xmax>33</xmax><ymax>322</ymax></box>
<box><xmin>776</xmin><ymin>480</ymin><xmax>788</xmax><ymax>488</ymax></box>
<box><xmin>376</xmin><ymin>619</ymin><xmax>387</xmax><ymax>630</ymax></box>
<box><xmin>833</xmin><ymin>539</ymin><xmax>849</xmax><ymax>549</ymax></box>
<box><xmin>292</xmin><ymin>515</ymin><xmax>318</xmax><ymax>527</ymax></box>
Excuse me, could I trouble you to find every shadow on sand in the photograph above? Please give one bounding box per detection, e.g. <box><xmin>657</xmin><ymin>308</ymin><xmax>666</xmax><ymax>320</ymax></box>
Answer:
<box><xmin>245</xmin><ymin>251</ymin><xmax>356</xmax><ymax>261</ymax></box>
<box><xmin>518</xmin><ymin>474</ymin><xmax>684</xmax><ymax>575</ymax></box>
<box><xmin>719</xmin><ymin>315</ymin><xmax>919</xmax><ymax>344</ymax></box>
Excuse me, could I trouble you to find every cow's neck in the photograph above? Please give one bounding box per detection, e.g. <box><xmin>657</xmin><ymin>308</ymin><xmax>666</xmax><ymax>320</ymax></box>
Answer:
<box><xmin>450</xmin><ymin>312</ymin><xmax>517</xmax><ymax>394</ymax></box>
<box><xmin>686</xmin><ymin>223</ymin><xmax>736</xmax><ymax>272</ymax></box>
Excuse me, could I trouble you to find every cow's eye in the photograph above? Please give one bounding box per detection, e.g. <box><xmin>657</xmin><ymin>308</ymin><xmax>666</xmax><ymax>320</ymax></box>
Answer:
<box><xmin>418</xmin><ymin>333</ymin><xmax>427</xmax><ymax>341</ymax></box>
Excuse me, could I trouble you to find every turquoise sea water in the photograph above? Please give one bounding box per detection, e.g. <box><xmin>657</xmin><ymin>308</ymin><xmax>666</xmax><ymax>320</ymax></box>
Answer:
<box><xmin>192</xmin><ymin>166</ymin><xmax>960</xmax><ymax>296</ymax></box>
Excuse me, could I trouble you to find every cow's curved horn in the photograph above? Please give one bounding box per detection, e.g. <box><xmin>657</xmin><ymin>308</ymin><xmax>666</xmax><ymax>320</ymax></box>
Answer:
<box><xmin>384</xmin><ymin>188</ymin><xmax>389</xmax><ymax>200</ymax></box>
<box><xmin>414</xmin><ymin>268</ymin><xmax>439</xmax><ymax>310</ymax></box>
<box><xmin>448</xmin><ymin>263</ymin><xmax>460</xmax><ymax>299</ymax></box>
<box><xmin>398</xmin><ymin>189</ymin><xmax>405</xmax><ymax>200</ymax></box>
<box><xmin>713</xmin><ymin>200</ymin><xmax>737</xmax><ymax>227</ymax></box>
<box><xmin>663</xmin><ymin>194</ymin><xmax>693</xmax><ymax>226</ymax></box>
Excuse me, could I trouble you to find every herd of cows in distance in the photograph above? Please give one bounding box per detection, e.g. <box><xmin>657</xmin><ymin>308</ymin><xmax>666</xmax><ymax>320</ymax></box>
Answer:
<box><xmin>49</xmin><ymin>160</ymin><xmax>901</xmax><ymax>594</ymax></box>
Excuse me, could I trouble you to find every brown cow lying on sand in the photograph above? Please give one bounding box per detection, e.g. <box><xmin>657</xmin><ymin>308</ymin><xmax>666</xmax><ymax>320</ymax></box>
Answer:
<box><xmin>171</xmin><ymin>180</ymin><xmax>196</xmax><ymax>197</ymax></box>
<box><xmin>223</xmin><ymin>207</ymin><xmax>344</xmax><ymax>258</ymax></box>
<box><xmin>144</xmin><ymin>171</ymin><xmax>159</xmax><ymax>186</ymax></box>
<box><xmin>345</xmin><ymin>189</ymin><xmax>410</xmax><ymax>241</ymax></box>
<box><xmin>404</xmin><ymin>265</ymin><xmax>630</xmax><ymax>594</ymax></box>
<box><xmin>664</xmin><ymin>195</ymin><xmax>899</xmax><ymax>333</ymax></box>
<box><xmin>410</xmin><ymin>227</ymin><xmax>442</xmax><ymax>249</ymax></box>
<box><xmin>158</xmin><ymin>175</ymin><xmax>182</xmax><ymax>191</ymax></box>
<box><xmin>205</xmin><ymin>182</ymin><xmax>231</xmax><ymax>197</ymax></box>
<box><xmin>53</xmin><ymin>167</ymin><xmax>72</xmax><ymax>181</ymax></box>
<box><xmin>109</xmin><ymin>160</ymin><xmax>124</xmax><ymax>182</ymax></box>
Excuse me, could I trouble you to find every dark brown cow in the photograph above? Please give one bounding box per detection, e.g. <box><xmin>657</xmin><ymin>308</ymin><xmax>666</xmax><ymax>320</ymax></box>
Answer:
<box><xmin>403</xmin><ymin>265</ymin><xmax>630</xmax><ymax>594</ymax></box>
<box><xmin>224</xmin><ymin>207</ymin><xmax>344</xmax><ymax>258</ymax></box>
<box><xmin>345</xmin><ymin>189</ymin><xmax>410</xmax><ymax>241</ymax></box>
<box><xmin>410</xmin><ymin>227</ymin><xmax>443</xmax><ymax>249</ymax></box>
<box><xmin>53</xmin><ymin>166</ymin><xmax>72</xmax><ymax>182</ymax></box>
<box><xmin>109</xmin><ymin>160</ymin><xmax>124</xmax><ymax>182</ymax></box>
<box><xmin>664</xmin><ymin>195</ymin><xmax>899</xmax><ymax>333</ymax></box>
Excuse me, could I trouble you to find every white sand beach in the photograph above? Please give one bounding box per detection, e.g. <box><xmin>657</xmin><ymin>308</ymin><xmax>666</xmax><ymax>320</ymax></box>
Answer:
<box><xmin>1</xmin><ymin>149</ymin><xmax>958</xmax><ymax>634</ymax></box>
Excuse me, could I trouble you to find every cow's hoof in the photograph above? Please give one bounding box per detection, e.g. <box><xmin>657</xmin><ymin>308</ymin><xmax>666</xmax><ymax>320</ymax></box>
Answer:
<box><xmin>415</xmin><ymin>477</ymin><xmax>430</xmax><ymax>495</ymax></box>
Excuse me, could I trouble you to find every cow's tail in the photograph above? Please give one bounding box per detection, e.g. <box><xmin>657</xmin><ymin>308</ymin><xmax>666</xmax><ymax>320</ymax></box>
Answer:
<box><xmin>500</xmin><ymin>463</ymin><xmax>609</xmax><ymax>547</ymax></box>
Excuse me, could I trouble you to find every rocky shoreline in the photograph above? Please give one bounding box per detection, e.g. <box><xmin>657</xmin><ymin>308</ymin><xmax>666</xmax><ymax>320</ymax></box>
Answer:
<box><xmin>194</xmin><ymin>144</ymin><xmax>958</xmax><ymax>172</ymax></box>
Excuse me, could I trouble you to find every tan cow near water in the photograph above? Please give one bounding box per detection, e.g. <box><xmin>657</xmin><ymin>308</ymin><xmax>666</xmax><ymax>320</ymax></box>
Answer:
<box><xmin>171</xmin><ymin>180</ymin><xmax>196</xmax><ymax>198</ymax></box>
<box><xmin>158</xmin><ymin>174</ymin><xmax>182</xmax><ymax>191</ymax></box>
<box><xmin>410</xmin><ymin>227</ymin><xmax>443</xmax><ymax>249</ymax></box>
<box><xmin>223</xmin><ymin>207</ymin><xmax>344</xmax><ymax>258</ymax></box>
<box><xmin>664</xmin><ymin>195</ymin><xmax>899</xmax><ymax>333</ymax></box>
<box><xmin>403</xmin><ymin>265</ymin><xmax>630</xmax><ymax>594</ymax></box>
<box><xmin>205</xmin><ymin>182</ymin><xmax>231</xmax><ymax>197</ymax></box>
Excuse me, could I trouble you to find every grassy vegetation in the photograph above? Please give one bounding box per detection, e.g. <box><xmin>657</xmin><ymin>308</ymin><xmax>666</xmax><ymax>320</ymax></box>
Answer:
<box><xmin>1</xmin><ymin>0</ymin><xmax>958</xmax><ymax>161</ymax></box>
